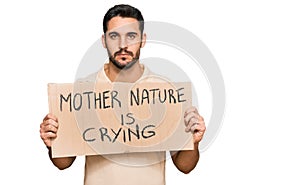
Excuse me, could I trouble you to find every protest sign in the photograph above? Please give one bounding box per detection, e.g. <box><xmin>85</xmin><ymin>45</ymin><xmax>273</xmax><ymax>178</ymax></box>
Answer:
<box><xmin>48</xmin><ymin>81</ymin><xmax>193</xmax><ymax>157</ymax></box>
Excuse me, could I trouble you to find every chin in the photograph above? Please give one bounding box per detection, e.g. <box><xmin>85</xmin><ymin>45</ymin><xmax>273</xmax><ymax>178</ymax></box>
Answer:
<box><xmin>111</xmin><ymin>57</ymin><xmax>138</xmax><ymax>70</ymax></box>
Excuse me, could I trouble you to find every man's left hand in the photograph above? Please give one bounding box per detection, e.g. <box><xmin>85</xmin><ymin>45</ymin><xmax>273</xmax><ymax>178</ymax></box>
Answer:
<box><xmin>184</xmin><ymin>106</ymin><xmax>206</xmax><ymax>144</ymax></box>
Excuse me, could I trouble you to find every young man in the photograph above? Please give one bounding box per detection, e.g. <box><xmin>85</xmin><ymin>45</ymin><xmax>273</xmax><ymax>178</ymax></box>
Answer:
<box><xmin>40</xmin><ymin>4</ymin><xmax>206</xmax><ymax>185</ymax></box>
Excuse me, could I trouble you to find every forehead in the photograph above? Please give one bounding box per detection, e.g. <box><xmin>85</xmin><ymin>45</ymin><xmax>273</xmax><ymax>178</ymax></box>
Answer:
<box><xmin>106</xmin><ymin>16</ymin><xmax>140</xmax><ymax>33</ymax></box>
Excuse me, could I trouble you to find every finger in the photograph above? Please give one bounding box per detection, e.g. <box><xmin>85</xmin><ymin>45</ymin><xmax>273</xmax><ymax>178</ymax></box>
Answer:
<box><xmin>191</xmin><ymin>124</ymin><xmax>200</xmax><ymax>133</ymax></box>
<box><xmin>195</xmin><ymin>120</ymin><xmax>206</xmax><ymax>131</ymax></box>
<box><xmin>185</xmin><ymin>117</ymin><xmax>199</xmax><ymax>132</ymax></box>
<box><xmin>43</xmin><ymin>113</ymin><xmax>58</xmax><ymax>122</ymax></box>
<box><xmin>190</xmin><ymin>122</ymin><xmax>206</xmax><ymax>133</ymax></box>
<box><xmin>184</xmin><ymin>106</ymin><xmax>198</xmax><ymax>118</ymax></box>
<box><xmin>40</xmin><ymin>118</ymin><xmax>59</xmax><ymax>135</ymax></box>
<box><xmin>40</xmin><ymin>132</ymin><xmax>57</xmax><ymax>140</ymax></box>
<box><xmin>42</xmin><ymin>118</ymin><xmax>59</xmax><ymax>129</ymax></box>
<box><xmin>41</xmin><ymin>124</ymin><xmax>58</xmax><ymax>134</ymax></box>
<box><xmin>194</xmin><ymin>131</ymin><xmax>205</xmax><ymax>143</ymax></box>
<box><xmin>40</xmin><ymin>132</ymin><xmax>57</xmax><ymax>148</ymax></box>
<box><xmin>192</xmin><ymin>125</ymin><xmax>206</xmax><ymax>144</ymax></box>
<box><xmin>184</xmin><ymin>112</ymin><xmax>203</xmax><ymax>127</ymax></box>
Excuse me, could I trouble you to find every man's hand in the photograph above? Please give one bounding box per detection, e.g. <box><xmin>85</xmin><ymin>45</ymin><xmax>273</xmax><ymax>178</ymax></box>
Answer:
<box><xmin>171</xmin><ymin>106</ymin><xmax>206</xmax><ymax>173</ymax></box>
<box><xmin>40</xmin><ymin>113</ymin><xmax>76</xmax><ymax>170</ymax></box>
<box><xmin>184</xmin><ymin>106</ymin><xmax>206</xmax><ymax>144</ymax></box>
<box><xmin>40</xmin><ymin>113</ymin><xmax>59</xmax><ymax>148</ymax></box>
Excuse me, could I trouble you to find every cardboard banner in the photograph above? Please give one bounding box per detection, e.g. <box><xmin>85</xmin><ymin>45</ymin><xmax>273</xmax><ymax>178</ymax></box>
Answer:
<box><xmin>48</xmin><ymin>81</ymin><xmax>193</xmax><ymax>157</ymax></box>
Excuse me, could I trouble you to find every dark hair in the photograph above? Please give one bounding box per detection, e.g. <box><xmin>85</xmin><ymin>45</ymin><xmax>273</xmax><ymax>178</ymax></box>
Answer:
<box><xmin>103</xmin><ymin>4</ymin><xmax>144</xmax><ymax>34</ymax></box>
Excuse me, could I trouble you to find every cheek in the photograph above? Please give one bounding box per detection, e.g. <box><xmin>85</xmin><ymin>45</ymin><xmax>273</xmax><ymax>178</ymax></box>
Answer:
<box><xmin>107</xmin><ymin>44</ymin><xmax>118</xmax><ymax>54</ymax></box>
<box><xmin>106</xmin><ymin>39</ymin><xmax>119</xmax><ymax>49</ymax></box>
<box><xmin>128</xmin><ymin>43</ymin><xmax>141</xmax><ymax>53</ymax></box>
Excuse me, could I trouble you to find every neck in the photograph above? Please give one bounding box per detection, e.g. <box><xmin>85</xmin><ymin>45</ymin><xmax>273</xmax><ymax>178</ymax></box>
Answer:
<box><xmin>105</xmin><ymin>61</ymin><xmax>144</xmax><ymax>82</ymax></box>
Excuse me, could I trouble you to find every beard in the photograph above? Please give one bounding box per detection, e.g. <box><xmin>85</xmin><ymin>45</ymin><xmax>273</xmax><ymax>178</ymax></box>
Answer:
<box><xmin>108</xmin><ymin>48</ymin><xmax>141</xmax><ymax>70</ymax></box>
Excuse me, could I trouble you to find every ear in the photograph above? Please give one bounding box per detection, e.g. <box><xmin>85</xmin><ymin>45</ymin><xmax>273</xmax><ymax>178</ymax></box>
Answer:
<box><xmin>141</xmin><ymin>33</ymin><xmax>146</xmax><ymax>48</ymax></box>
<box><xmin>101</xmin><ymin>34</ymin><xmax>107</xmax><ymax>48</ymax></box>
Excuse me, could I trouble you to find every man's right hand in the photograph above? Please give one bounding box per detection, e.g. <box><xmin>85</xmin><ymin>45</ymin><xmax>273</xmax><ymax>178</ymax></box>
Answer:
<box><xmin>40</xmin><ymin>113</ymin><xmax>76</xmax><ymax>169</ymax></box>
<box><xmin>40</xmin><ymin>113</ymin><xmax>59</xmax><ymax>148</ymax></box>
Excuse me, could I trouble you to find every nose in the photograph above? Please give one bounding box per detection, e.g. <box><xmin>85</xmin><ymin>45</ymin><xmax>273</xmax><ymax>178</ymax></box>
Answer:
<box><xmin>119</xmin><ymin>36</ymin><xmax>128</xmax><ymax>49</ymax></box>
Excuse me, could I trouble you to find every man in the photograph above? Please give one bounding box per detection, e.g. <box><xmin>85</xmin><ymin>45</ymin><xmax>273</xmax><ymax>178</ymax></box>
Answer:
<box><xmin>40</xmin><ymin>4</ymin><xmax>206</xmax><ymax>185</ymax></box>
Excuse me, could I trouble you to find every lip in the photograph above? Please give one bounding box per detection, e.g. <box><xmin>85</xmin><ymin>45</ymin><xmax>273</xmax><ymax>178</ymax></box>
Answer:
<box><xmin>117</xmin><ymin>52</ymin><xmax>130</xmax><ymax>56</ymax></box>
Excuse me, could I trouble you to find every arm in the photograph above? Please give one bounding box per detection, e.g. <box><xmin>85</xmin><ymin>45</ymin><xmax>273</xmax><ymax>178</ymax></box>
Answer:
<box><xmin>40</xmin><ymin>113</ymin><xmax>76</xmax><ymax>170</ymax></box>
<box><xmin>171</xmin><ymin>107</ymin><xmax>206</xmax><ymax>174</ymax></box>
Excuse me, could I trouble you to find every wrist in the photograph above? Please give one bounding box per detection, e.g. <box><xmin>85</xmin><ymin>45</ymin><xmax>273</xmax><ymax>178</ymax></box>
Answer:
<box><xmin>194</xmin><ymin>142</ymin><xmax>199</xmax><ymax>150</ymax></box>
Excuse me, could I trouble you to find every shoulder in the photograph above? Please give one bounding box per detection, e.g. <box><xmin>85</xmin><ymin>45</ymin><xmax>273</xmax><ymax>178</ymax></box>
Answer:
<box><xmin>75</xmin><ymin>66</ymin><xmax>108</xmax><ymax>83</ymax></box>
<box><xmin>75</xmin><ymin>72</ymin><xmax>98</xmax><ymax>82</ymax></box>
<box><xmin>140</xmin><ymin>65</ymin><xmax>171</xmax><ymax>83</ymax></box>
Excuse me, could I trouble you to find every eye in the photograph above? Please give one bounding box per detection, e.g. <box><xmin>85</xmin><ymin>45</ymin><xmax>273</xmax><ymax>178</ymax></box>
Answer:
<box><xmin>109</xmin><ymin>33</ymin><xmax>119</xmax><ymax>40</ymax></box>
<box><xmin>127</xmin><ymin>33</ymin><xmax>137</xmax><ymax>40</ymax></box>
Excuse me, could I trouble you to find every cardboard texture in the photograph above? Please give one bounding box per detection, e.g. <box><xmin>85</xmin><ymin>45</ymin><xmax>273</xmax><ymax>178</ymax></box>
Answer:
<box><xmin>48</xmin><ymin>81</ymin><xmax>193</xmax><ymax>157</ymax></box>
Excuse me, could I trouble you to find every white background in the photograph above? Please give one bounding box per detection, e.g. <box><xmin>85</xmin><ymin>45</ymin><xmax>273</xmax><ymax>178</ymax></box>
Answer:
<box><xmin>0</xmin><ymin>0</ymin><xmax>299</xmax><ymax>184</ymax></box>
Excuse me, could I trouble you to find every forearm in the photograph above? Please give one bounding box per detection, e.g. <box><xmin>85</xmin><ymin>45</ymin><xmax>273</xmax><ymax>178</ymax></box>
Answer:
<box><xmin>48</xmin><ymin>147</ymin><xmax>76</xmax><ymax>170</ymax></box>
<box><xmin>171</xmin><ymin>143</ymin><xmax>199</xmax><ymax>174</ymax></box>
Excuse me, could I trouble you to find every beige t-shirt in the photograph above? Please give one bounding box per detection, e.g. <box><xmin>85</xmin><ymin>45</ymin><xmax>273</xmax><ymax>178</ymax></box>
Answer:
<box><xmin>83</xmin><ymin>64</ymin><xmax>167</xmax><ymax>185</ymax></box>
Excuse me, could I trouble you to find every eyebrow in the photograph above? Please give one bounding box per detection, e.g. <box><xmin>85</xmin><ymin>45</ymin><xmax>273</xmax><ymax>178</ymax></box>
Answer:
<box><xmin>107</xmin><ymin>31</ymin><xmax>138</xmax><ymax>36</ymax></box>
<box><xmin>108</xmin><ymin>31</ymin><xmax>119</xmax><ymax>36</ymax></box>
<box><xmin>127</xmin><ymin>32</ymin><xmax>138</xmax><ymax>35</ymax></box>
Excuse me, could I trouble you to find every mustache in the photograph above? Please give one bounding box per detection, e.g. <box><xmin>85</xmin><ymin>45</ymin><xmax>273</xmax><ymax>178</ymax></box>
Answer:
<box><xmin>113</xmin><ymin>49</ymin><xmax>134</xmax><ymax>58</ymax></box>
